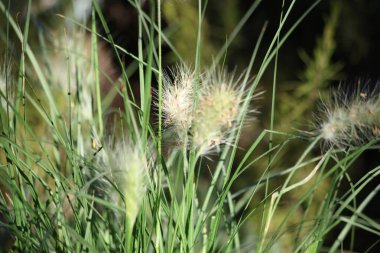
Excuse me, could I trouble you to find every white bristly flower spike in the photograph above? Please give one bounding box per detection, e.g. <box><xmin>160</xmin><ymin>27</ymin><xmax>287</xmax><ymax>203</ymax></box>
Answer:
<box><xmin>317</xmin><ymin>83</ymin><xmax>380</xmax><ymax>148</ymax></box>
<box><xmin>99</xmin><ymin>140</ymin><xmax>149</xmax><ymax>230</ymax></box>
<box><xmin>192</xmin><ymin>70</ymin><xmax>244</xmax><ymax>155</ymax></box>
<box><xmin>161</xmin><ymin>65</ymin><xmax>195</xmax><ymax>135</ymax></box>
<box><xmin>160</xmin><ymin>64</ymin><xmax>250</xmax><ymax>156</ymax></box>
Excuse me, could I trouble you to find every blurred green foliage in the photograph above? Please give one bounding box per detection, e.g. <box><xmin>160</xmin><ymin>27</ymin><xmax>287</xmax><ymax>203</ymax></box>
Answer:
<box><xmin>278</xmin><ymin>1</ymin><xmax>342</xmax><ymax>131</ymax></box>
<box><xmin>163</xmin><ymin>0</ymin><xmax>215</xmax><ymax>65</ymax></box>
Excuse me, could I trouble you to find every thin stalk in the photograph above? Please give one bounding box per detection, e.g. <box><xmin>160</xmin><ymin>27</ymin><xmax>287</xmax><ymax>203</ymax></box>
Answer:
<box><xmin>142</xmin><ymin>0</ymin><xmax>155</xmax><ymax>146</ymax></box>
<box><xmin>155</xmin><ymin>1</ymin><xmax>163</xmax><ymax>252</ymax></box>
<box><xmin>194</xmin><ymin>0</ymin><xmax>203</xmax><ymax>91</ymax></box>
<box><xmin>137</xmin><ymin>0</ymin><xmax>145</xmax><ymax>111</ymax></box>
<box><xmin>92</xmin><ymin>6</ymin><xmax>103</xmax><ymax>138</ymax></box>
<box><xmin>186</xmin><ymin>149</ymin><xmax>196</xmax><ymax>253</ymax></box>
<box><xmin>269</xmin><ymin>0</ymin><xmax>285</xmax><ymax>159</ymax></box>
<box><xmin>125</xmin><ymin>217</ymin><xmax>133</xmax><ymax>253</ymax></box>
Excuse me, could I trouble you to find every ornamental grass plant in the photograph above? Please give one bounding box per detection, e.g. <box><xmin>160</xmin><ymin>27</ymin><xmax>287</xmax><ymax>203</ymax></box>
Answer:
<box><xmin>0</xmin><ymin>0</ymin><xmax>379</xmax><ymax>252</ymax></box>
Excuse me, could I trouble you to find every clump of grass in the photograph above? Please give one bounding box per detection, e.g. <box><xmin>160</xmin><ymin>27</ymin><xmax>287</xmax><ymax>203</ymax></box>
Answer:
<box><xmin>1</xmin><ymin>1</ymin><xmax>379</xmax><ymax>252</ymax></box>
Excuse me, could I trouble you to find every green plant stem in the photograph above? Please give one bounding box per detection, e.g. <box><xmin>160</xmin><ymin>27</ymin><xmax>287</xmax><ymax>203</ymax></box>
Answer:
<box><xmin>92</xmin><ymin>7</ymin><xmax>103</xmax><ymax>138</ymax></box>
<box><xmin>155</xmin><ymin>1</ymin><xmax>163</xmax><ymax>252</ymax></box>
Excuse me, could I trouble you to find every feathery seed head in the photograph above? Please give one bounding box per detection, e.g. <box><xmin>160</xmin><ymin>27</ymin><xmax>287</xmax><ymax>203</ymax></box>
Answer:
<box><xmin>320</xmin><ymin>107</ymin><xmax>349</xmax><ymax>143</ymax></box>
<box><xmin>317</xmin><ymin>82</ymin><xmax>380</xmax><ymax>148</ymax></box>
<box><xmin>162</xmin><ymin>65</ymin><xmax>195</xmax><ymax>133</ymax></box>
<box><xmin>192</xmin><ymin>71</ymin><xmax>242</xmax><ymax>155</ymax></box>
<box><xmin>160</xmin><ymin>65</ymin><xmax>251</xmax><ymax>156</ymax></box>
<box><xmin>99</xmin><ymin>140</ymin><xmax>148</xmax><ymax>229</ymax></box>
